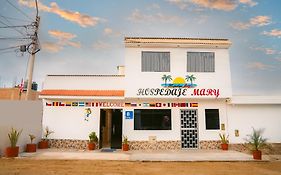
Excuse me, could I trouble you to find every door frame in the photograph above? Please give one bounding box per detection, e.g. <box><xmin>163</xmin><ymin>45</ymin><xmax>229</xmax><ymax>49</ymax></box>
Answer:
<box><xmin>99</xmin><ymin>109</ymin><xmax>123</xmax><ymax>149</ymax></box>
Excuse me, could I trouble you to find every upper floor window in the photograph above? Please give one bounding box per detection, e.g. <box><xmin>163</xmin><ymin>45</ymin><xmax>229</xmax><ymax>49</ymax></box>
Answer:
<box><xmin>141</xmin><ymin>51</ymin><xmax>170</xmax><ymax>72</ymax></box>
<box><xmin>187</xmin><ymin>52</ymin><xmax>215</xmax><ymax>72</ymax></box>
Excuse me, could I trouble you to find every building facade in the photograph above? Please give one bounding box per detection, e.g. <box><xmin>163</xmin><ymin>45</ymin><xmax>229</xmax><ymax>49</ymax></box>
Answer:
<box><xmin>40</xmin><ymin>37</ymin><xmax>281</xmax><ymax>151</ymax></box>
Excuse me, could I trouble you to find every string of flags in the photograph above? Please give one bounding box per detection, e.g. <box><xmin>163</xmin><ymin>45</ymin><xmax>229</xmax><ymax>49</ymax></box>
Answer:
<box><xmin>46</xmin><ymin>101</ymin><xmax>199</xmax><ymax>108</ymax></box>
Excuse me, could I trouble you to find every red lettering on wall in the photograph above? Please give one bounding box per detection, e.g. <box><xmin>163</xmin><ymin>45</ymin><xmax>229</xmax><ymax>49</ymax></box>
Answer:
<box><xmin>192</xmin><ymin>89</ymin><xmax>220</xmax><ymax>98</ymax></box>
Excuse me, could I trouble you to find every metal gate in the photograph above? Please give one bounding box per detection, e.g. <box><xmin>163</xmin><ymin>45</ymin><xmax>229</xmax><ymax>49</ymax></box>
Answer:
<box><xmin>180</xmin><ymin>109</ymin><xmax>198</xmax><ymax>148</ymax></box>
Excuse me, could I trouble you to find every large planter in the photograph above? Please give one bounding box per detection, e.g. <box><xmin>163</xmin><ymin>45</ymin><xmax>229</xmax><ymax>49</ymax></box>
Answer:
<box><xmin>38</xmin><ymin>140</ymin><xmax>49</xmax><ymax>149</ymax></box>
<box><xmin>5</xmin><ymin>146</ymin><xmax>19</xmax><ymax>157</ymax></box>
<box><xmin>253</xmin><ymin>150</ymin><xmax>262</xmax><ymax>160</ymax></box>
<box><xmin>122</xmin><ymin>144</ymin><xmax>129</xmax><ymax>151</ymax></box>
<box><xmin>221</xmin><ymin>143</ymin><xmax>228</xmax><ymax>151</ymax></box>
<box><xmin>26</xmin><ymin>144</ymin><xmax>37</xmax><ymax>152</ymax></box>
<box><xmin>88</xmin><ymin>142</ymin><xmax>96</xmax><ymax>150</ymax></box>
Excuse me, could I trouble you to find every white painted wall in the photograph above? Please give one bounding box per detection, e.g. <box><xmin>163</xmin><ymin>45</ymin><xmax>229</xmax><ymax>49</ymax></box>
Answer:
<box><xmin>42</xmin><ymin>100</ymin><xmax>100</xmax><ymax>140</ymax></box>
<box><xmin>124</xmin><ymin>47</ymin><xmax>232</xmax><ymax>98</ymax></box>
<box><xmin>0</xmin><ymin>100</ymin><xmax>42</xmax><ymax>156</ymax></box>
<box><xmin>43</xmin><ymin>98</ymin><xmax>228</xmax><ymax>143</ymax></box>
<box><xmin>197</xmin><ymin>99</ymin><xmax>228</xmax><ymax>141</ymax></box>
<box><xmin>227</xmin><ymin>104</ymin><xmax>281</xmax><ymax>143</ymax></box>
<box><xmin>43</xmin><ymin>75</ymin><xmax>124</xmax><ymax>90</ymax></box>
<box><xmin>123</xmin><ymin>107</ymin><xmax>181</xmax><ymax>141</ymax></box>
<box><xmin>122</xmin><ymin>99</ymin><xmax>227</xmax><ymax>142</ymax></box>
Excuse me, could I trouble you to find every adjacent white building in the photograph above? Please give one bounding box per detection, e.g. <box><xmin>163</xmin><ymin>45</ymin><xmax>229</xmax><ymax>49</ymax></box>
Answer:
<box><xmin>40</xmin><ymin>37</ymin><xmax>281</xmax><ymax>150</ymax></box>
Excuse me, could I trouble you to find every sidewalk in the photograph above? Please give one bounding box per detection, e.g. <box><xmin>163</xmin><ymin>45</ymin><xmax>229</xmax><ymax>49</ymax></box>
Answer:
<box><xmin>19</xmin><ymin>148</ymin><xmax>268</xmax><ymax>161</ymax></box>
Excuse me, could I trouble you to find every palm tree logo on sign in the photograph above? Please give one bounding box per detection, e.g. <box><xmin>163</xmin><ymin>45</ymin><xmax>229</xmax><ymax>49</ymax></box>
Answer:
<box><xmin>161</xmin><ymin>74</ymin><xmax>197</xmax><ymax>88</ymax></box>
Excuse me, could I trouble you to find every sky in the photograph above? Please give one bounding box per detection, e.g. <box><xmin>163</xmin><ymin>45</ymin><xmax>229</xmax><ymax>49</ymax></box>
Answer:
<box><xmin>0</xmin><ymin>0</ymin><xmax>280</xmax><ymax>95</ymax></box>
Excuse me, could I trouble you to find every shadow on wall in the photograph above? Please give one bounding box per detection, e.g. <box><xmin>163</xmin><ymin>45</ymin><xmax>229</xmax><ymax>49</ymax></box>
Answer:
<box><xmin>0</xmin><ymin>100</ymin><xmax>43</xmax><ymax>156</ymax></box>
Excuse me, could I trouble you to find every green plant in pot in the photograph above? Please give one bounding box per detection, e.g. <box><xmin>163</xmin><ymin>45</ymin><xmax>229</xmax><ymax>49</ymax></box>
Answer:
<box><xmin>122</xmin><ymin>135</ymin><xmax>129</xmax><ymax>151</ymax></box>
<box><xmin>219</xmin><ymin>133</ymin><xmax>229</xmax><ymax>150</ymax></box>
<box><xmin>26</xmin><ymin>134</ymin><xmax>36</xmax><ymax>152</ymax></box>
<box><xmin>245</xmin><ymin>128</ymin><xmax>267</xmax><ymax>160</ymax></box>
<box><xmin>38</xmin><ymin>127</ymin><xmax>54</xmax><ymax>149</ymax></box>
<box><xmin>88</xmin><ymin>131</ymin><xmax>98</xmax><ymax>150</ymax></box>
<box><xmin>6</xmin><ymin>128</ymin><xmax>22</xmax><ymax>157</ymax></box>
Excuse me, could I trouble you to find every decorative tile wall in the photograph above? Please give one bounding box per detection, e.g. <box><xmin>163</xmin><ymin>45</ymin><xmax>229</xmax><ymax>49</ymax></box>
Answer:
<box><xmin>199</xmin><ymin>140</ymin><xmax>221</xmax><ymax>149</ymax></box>
<box><xmin>48</xmin><ymin>139</ymin><xmax>98</xmax><ymax>150</ymax></box>
<box><xmin>47</xmin><ymin>139</ymin><xmax>281</xmax><ymax>154</ymax></box>
<box><xmin>128</xmin><ymin>141</ymin><xmax>181</xmax><ymax>150</ymax></box>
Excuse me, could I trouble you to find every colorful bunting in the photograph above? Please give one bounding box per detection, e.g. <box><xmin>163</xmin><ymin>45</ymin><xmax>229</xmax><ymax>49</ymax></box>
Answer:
<box><xmin>190</xmin><ymin>103</ymin><xmax>198</xmax><ymax>107</ymax></box>
<box><xmin>78</xmin><ymin>102</ymin><xmax>85</xmax><ymax>107</ymax></box>
<box><xmin>125</xmin><ymin>103</ymin><xmax>131</xmax><ymax>107</ymax></box>
<box><xmin>156</xmin><ymin>103</ymin><xmax>162</xmax><ymax>107</ymax></box>
<box><xmin>72</xmin><ymin>102</ymin><xmax>78</xmax><ymax>106</ymax></box>
<box><xmin>45</xmin><ymin>101</ymin><xmax>198</xmax><ymax>108</ymax></box>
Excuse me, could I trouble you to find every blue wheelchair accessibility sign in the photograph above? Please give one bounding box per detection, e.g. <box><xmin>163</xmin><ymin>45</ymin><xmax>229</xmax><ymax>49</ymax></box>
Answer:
<box><xmin>125</xmin><ymin>111</ymin><xmax>133</xmax><ymax>119</ymax></box>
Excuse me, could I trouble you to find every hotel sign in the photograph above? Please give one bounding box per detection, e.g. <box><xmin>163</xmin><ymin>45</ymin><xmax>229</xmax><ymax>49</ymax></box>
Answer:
<box><xmin>136</xmin><ymin>75</ymin><xmax>220</xmax><ymax>98</ymax></box>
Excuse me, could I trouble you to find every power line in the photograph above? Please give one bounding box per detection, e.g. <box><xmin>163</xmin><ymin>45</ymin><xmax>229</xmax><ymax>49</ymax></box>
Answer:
<box><xmin>0</xmin><ymin>19</ymin><xmax>27</xmax><ymax>36</ymax></box>
<box><xmin>0</xmin><ymin>14</ymin><xmax>32</xmax><ymax>23</ymax></box>
<box><xmin>0</xmin><ymin>50</ymin><xmax>15</xmax><ymax>55</ymax></box>
<box><xmin>0</xmin><ymin>24</ymin><xmax>34</xmax><ymax>28</ymax></box>
<box><xmin>6</xmin><ymin>0</ymin><xmax>34</xmax><ymax>21</ymax></box>
<box><xmin>0</xmin><ymin>37</ymin><xmax>31</xmax><ymax>40</ymax></box>
<box><xmin>0</xmin><ymin>45</ymin><xmax>21</xmax><ymax>51</ymax></box>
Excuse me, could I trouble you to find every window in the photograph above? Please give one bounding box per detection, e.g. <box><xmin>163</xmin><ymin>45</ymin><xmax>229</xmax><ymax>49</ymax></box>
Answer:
<box><xmin>187</xmin><ymin>52</ymin><xmax>215</xmax><ymax>72</ymax></box>
<box><xmin>141</xmin><ymin>51</ymin><xmax>170</xmax><ymax>72</ymax></box>
<box><xmin>205</xmin><ymin>109</ymin><xmax>220</xmax><ymax>130</ymax></box>
<box><xmin>134</xmin><ymin>109</ymin><xmax>171</xmax><ymax>130</ymax></box>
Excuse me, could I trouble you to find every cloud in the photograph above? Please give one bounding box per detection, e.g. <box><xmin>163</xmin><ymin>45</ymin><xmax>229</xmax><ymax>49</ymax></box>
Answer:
<box><xmin>42</xmin><ymin>30</ymin><xmax>80</xmax><ymax>53</ymax></box>
<box><xmin>48</xmin><ymin>30</ymin><xmax>81</xmax><ymax>48</ymax></box>
<box><xmin>147</xmin><ymin>3</ymin><xmax>161</xmax><ymax>10</ymax></box>
<box><xmin>18</xmin><ymin>0</ymin><xmax>103</xmax><ymax>27</ymax></box>
<box><xmin>166</xmin><ymin>0</ymin><xmax>189</xmax><ymax>10</ymax></box>
<box><xmin>167</xmin><ymin>0</ymin><xmax>258</xmax><ymax>11</ymax></box>
<box><xmin>230</xmin><ymin>22</ymin><xmax>251</xmax><ymax>30</ymax></box>
<box><xmin>103</xmin><ymin>28</ymin><xmax>113</xmax><ymax>35</ymax></box>
<box><xmin>103</xmin><ymin>28</ymin><xmax>121</xmax><ymax>37</ymax></box>
<box><xmin>128</xmin><ymin>9</ymin><xmax>186</xmax><ymax>26</ymax></box>
<box><xmin>251</xmin><ymin>47</ymin><xmax>276</xmax><ymax>55</ymax></box>
<box><xmin>231</xmin><ymin>16</ymin><xmax>272</xmax><ymax>30</ymax></box>
<box><xmin>250</xmin><ymin>16</ymin><xmax>271</xmax><ymax>26</ymax></box>
<box><xmin>41</xmin><ymin>42</ymin><xmax>62</xmax><ymax>53</ymax></box>
<box><xmin>275</xmin><ymin>57</ymin><xmax>281</xmax><ymax>62</ymax></box>
<box><xmin>263</xmin><ymin>29</ymin><xmax>281</xmax><ymax>38</ymax></box>
<box><xmin>48</xmin><ymin>30</ymin><xmax>77</xmax><ymax>40</ymax></box>
<box><xmin>190</xmin><ymin>0</ymin><xmax>237</xmax><ymax>11</ymax></box>
<box><xmin>92</xmin><ymin>41</ymin><xmax>111</xmax><ymax>50</ymax></box>
<box><xmin>239</xmin><ymin>0</ymin><xmax>258</xmax><ymax>7</ymax></box>
<box><xmin>247</xmin><ymin>62</ymin><xmax>273</xmax><ymax>70</ymax></box>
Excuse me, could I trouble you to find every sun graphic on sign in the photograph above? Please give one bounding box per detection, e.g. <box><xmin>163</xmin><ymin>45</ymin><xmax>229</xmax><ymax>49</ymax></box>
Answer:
<box><xmin>161</xmin><ymin>74</ymin><xmax>197</xmax><ymax>88</ymax></box>
<box><xmin>173</xmin><ymin>77</ymin><xmax>186</xmax><ymax>84</ymax></box>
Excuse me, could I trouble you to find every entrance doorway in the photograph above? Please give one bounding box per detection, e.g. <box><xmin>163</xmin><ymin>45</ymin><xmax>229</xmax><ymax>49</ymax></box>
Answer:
<box><xmin>180</xmin><ymin>109</ymin><xmax>198</xmax><ymax>149</ymax></box>
<box><xmin>99</xmin><ymin>109</ymin><xmax>122</xmax><ymax>149</ymax></box>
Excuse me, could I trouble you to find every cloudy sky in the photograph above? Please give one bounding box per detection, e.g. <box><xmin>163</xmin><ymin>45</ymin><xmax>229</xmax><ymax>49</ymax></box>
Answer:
<box><xmin>0</xmin><ymin>0</ymin><xmax>280</xmax><ymax>95</ymax></box>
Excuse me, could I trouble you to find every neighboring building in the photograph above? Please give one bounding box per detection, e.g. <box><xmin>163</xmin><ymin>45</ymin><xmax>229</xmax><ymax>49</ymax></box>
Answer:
<box><xmin>39</xmin><ymin>37</ymin><xmax>281</xmax><ymax>151</ymax></box>
<box><xmin>0</xmin><ymin>88</ymin><xmax>39</xmax><ymax>100</ymax></box>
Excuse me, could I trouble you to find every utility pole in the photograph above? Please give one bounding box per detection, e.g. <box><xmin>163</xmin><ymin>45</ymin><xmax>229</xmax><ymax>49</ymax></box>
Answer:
<box><xmin>25</xmin><ymin>0</ymin><xmax>40</xmax><ymax>100</ymax></box>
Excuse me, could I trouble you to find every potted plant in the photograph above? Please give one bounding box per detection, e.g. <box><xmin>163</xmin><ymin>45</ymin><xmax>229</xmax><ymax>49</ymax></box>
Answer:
<box><xmin>245</xmin><ymin>128</ymin><xmax>267</xmax><ymax>160</ymax></box>
<box><xmin>88</xmin><ymin>131</ymin><xmax>98</xmax><ymax>150</ymax></box>
<box><xmin>122</xmin><ymin>136</ymin><xmax>129</xmax><ymax>151</ymax></box>
<box><xmin>26</xmin><ymin>134</ymin><xmax>36</xmax><ymax>152</ymax></box>
<box><xmin>219</xmin><ymin>133</ymin><xmax>229</xmax><ymax>150</ymax></box>
<box><xmin>6</xmin><ymin>128</ymin><xmax>22</xmax><ymax>157</ymax></box>
<box><xmin>38</xmin><ymin>127</ymin><xmax>54</xmax><ymax>149</ymax></box>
